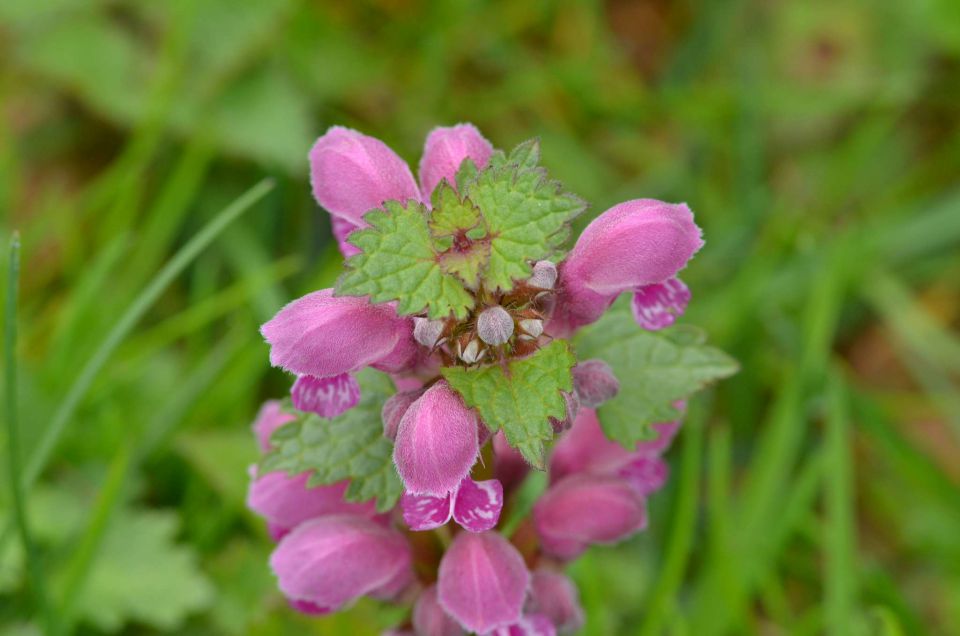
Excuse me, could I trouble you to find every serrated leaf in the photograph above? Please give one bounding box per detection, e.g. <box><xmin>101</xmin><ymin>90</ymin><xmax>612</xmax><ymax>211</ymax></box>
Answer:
<box><xmin>261</xmin><ymin>368</ymin><xmax>402</xmax><ymax>511</ymax></box>
<box><xmin>441</xmin><ymin>341</ymin><xmax>576</xmax><ymax>468</ymax></box>
<box><xmin>455</xmin><ymin>157</ymin><xmax>479</xmax><ymax>192</ymax></box>
<box><xmin>575</xmin><ymin>303</ymin><xmax>739</xmax><ymax>447</ymax></box>
<box><xmin>72</xmin><ymin>509</ymin><xmax>213</xmax><ymax>632</ymax></box>
<box><xmin>337</xmin><ymin>200</ymin><xmax>475</xmax><ymax>319</ymax></box>
<box><xmin>430</xmin><ymin>180</ymin><xmax>485</xmax><ymax>239</ymax></box>
<box><xmin>464</xmin><ymin>139</ymin><xmax>586</xmax><ymax>292</ymax></box>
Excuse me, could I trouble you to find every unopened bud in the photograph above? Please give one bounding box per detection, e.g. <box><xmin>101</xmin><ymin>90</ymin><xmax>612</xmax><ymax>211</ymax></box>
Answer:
<box><xmin>458</xmin><ymin>339</ymin><xmax>485</xmax><ymax>364</ymax></box>
<box><xmin>381</xmin><ymin>389</ymin><xmax>424</xmax><ymax>441</ymax></box>
<box><xmin>528</xmin><ymin>260</ymin><xmax>557</xmax><ymax>290</ymax></box>
<box><xmin>477</xmin><ymin>306</ymin><xmax>514</xmax><ymax>345</ymax></box>
<box><xmin>572</xmin><ymin>359</ymin><xmax>620</xmax><ymax>408</ymax></box>
<box><xmin>518</xmin><ymin>318</ymin><xmax>543</xmax><ymax>340</ymax></box>
<box><xmin>414</xmin><ymin>317</ymin><xmax>445</xmax><ymax>349</ymax></box>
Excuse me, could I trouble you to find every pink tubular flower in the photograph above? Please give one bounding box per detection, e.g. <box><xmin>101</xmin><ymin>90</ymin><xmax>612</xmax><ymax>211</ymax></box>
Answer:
<box><xmin>533</xmin><ymin>474</ymin><xmax>647</xmax><ymax>560</ymax></box>
<box><xmin>252</xmin><ymin>400</ymin><xmax>295</xmax><ymax>453</ymax></box>
<box><xmin>551</xmin><ymin>199</ymin><xmax>703</xmax><ymax>336</ymax></box>
<box><xmin>437</xmin><ymin>531</ymin><xmax>530</xmax><ymax>633</ymax></box>
<box><xmin>393</xmin><ymin>380</ymin><xmax>479</xmax><ymax>496</ymax></box>
<box><xmin>413</xmin><ymin>585</ymin><xmax>465</xmax><ymax>636</ymax></box>
<box><xmin>261</xmin><ymin>288</ymin><xmax>417</xmax><ymax>378</ymax></box>
<box><xmin>527</xmin><ymin>569</ymin><xmax>584</xmax><ymax>635</ymax></box>
<box><xmin>401</xmin><ymin>476</ymin><xmax>504</xmax><ymax>533</ymax></box>
<box><xmin>419</xmin><ymin>123</ymin><xmax>494</xmax><ymax>196</ymax></box>
<box><xmin>246</xmin><ymin>472</ymin><xmax>377</xmax><ymax>540</ymax></box>
<box><xmin>270</xmin><ymin>514</ymin><xmax>412</xmax><ymax>611</ymax></box>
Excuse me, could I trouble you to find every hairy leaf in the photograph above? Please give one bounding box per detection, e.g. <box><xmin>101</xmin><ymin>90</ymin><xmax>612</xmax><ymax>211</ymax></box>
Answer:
<box><xmin>575</xmin><ymin>304</ymin><xmax>739</xmax><ymax>447</ymax></box>
<box><xmin>337</xmin><ymin>200</ymin><xmax>475</xmax><ymax>319</ymax></box>
<box><xmin>463</xmin><ymin>139</ymin><xmax>586</xmax><ymax>291</ymax></box>
<box><xmin>261</xmin><ymin>369</ymin><xmax>402</xmax><ymax>511</ymax></box>
<box><xmin>442</xmin><ymin>341</ymin><xmax>576</xmax><ymax>468</ymax></box>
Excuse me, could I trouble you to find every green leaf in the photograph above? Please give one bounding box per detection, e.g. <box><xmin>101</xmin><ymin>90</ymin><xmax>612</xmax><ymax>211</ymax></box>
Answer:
<box><xmin>337</xmin><ymin>200</ymin><xmax>475</xmax><ymax>319</ymax></box>
<box><xmin>463</xmin><ymin>139</ymin><xmax>586</xmax><ymax>291</ymax></box>
<box><xmin>441</xmin><ymin>341</ymin><xmax>576</xmax><ymax>468</ymax></box>
<box><xmin>261</xmin><ymin>368</ymin><xmax>402</xmax><ymax>512</ymax></box>
<box><xmin>429</xmin><ymin>181</ymin><xmax>491</xmax><ymax>288</ymax></box>
<box><xmin>70</xmin><ymin>509</ymin><xmax>213</xmax><ymax>632</ymax></box>
<box><xmin>575</xmin><ymin>304</ymin><xmax>739</xmax><ymax>447</ymax></box>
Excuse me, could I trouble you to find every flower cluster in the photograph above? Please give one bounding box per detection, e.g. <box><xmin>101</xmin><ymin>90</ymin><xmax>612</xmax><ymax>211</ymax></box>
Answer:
<box><xmin>245</xmin><ymin>124</ymin><xmax>723</xmax><ymax>635</ymax></box>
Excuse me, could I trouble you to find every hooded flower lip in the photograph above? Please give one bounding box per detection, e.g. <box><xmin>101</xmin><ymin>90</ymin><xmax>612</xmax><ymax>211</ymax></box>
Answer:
<box><xmin>418</xmin><ymin>123</ymin><xmax>494</xmax><ymax>198</ymax></box>
<box><xmin>269</xmin><ymin>514</ymin><xmax>412</xmax><ymax>611</ymax></box>
<box><xmin>260</xmin><ymin>288</ymin><xmax>416</xmax><ymax>378</ymax></box>
<box><xmin>437</xmin><ymin>531</ymin><xmax>530</xmax><ymax>633</ymax></box>
<box><xmin>401</xmin><ymin>477</ymin><xmax>504</xmax><ymax>533</ymax></box>
<box><xmin>393</xmin><ymin>380</ymin><xmax>479</xmax><ymax>496</ymax></box>
<box><xmin>533</xmin><ymin>473</ymin><xmax>647</xmax><ymax>560</ymax></box>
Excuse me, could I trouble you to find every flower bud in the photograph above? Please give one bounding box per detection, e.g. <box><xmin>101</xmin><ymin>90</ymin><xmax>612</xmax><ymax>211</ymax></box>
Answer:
<box><xmin>414</xmin><ymin>317</ymin><xmax>446</xmax><ymax>348</ymax></box>
<box><xmin>477</xmin><ymin>306</ymin><xmax>514</xmax><ymax>345</ymax></box>
<box><xmin>457</xmin><ymin>338</ymin><xmax>485</xmax><ymax>364</ymax></box>
<box><xmin>413</xmin><ymin>585</ymin><xmax>466</xmax><ymax>636</ymax></box>
<box><xmin>632</xmin><ymin>277</ymin><xmax>691</xmax><ymax>330</ymax></box>
<box><xmin>528</xmin><ymin>260</ymin><xmax>557</xmax><ymax>290</ymax></box>
<box><xmin>533</xmin><ymin>474</ymin><xmax>647</xmax><ymax>559</ymax></box>
<box><xmin>418</xmin><ymin>124</ymin><xmax>494</xmax><ymax>197</ymax></box>
<box><xmin>310</xmin><ymin>126</ymin><xmax>421</xmax><ymax>227</ymax></box>
<box><xmin>527</xmin><ymin>570</ymin><xmax>584</xmax><ymax>634</ymax></box>
<box><xmin>381</xmin><ymin>389</ymin><xmax>424</xmax><ymax>441</ymax></box>
<box><xmin>269</xmin><ymin>514</ymin><xmax>412</xmax><ymax>611</ymax></box>
<box><xmin>437</xmin><ymin>532</ymin><xmax>530</xmax><ymax>633</ymax></box>
<box><xmin>571</xmin><ymin>359</ymin><xmax>619</xmax><ymax>409</ymax></box>
<box><xmin>518</xmin><ymin>318</ymin><xmax>543</xmax><ymax>340</ymax></box>
<box><xmin>247</xmin><ymin>473</ymin><xmax>376</xmax><ymax>538</ymax></box>
<box><xmin>291</xmin><ymin>373</ymin><xmax>360</xmax><ymax>418</ymax></box>
<box><xmin>252</xmin><ymin>400</ymin><xmax>295</xmax><ymax>453</ymax></box>
<box><xmin>550</xmin><ymin>409</ymin><xmax>632</xmax><ymax>482</ymax></box>
<box><xmin>393</xmin><ymin>381</ymin><xmax>479</xmax><ymax>496</ymax></box>
<box><xmin>261</xmin><ymin>289</ymin><xmax>416</xmax><ymax>378</ymax></box>
<box><xmin>617</xmin><ymin>455</ymin><xmax>669</xmax><ymax>497</ymax></box>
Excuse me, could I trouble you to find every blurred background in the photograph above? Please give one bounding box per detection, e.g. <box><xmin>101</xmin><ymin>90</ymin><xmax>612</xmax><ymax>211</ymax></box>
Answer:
<box><xmin>2</xmin><ymin>0</ymin><xmax>959</xmax><ymax>634</ymax></box>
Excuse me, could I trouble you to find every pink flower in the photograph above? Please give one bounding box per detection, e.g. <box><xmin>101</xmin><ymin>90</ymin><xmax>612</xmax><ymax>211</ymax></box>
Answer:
<box><xmin>418</xmin><ymin>124</ymin><xmax>494</xmax><ymax>197</ymax></box>
<box><xmin>550</xmin><ymin>199</ymin><xmax>703</xmax><ymax>336</ymax></box>
<box><xmin>393</xmin><ymin>380</ymin><xmax>479</xmax><ymax>496</ymax></box>
<box><xmin>487</xmin><ymin>614</ymin><xmax>557</xmax><ymax>636</ymax></box>
<box><xmin>401</xmin><ymin>476</ymin><xmax>504</xmax><ymax>533</ymax></box>
<box><xmin>261</xmin><ymin>289</ymin><xmax>417</xmax><ymax>378</ymax></box>
<box><xmin>251</xmin><ymin>400</ymin><xmax>295</xmax><ymax>453</ymax></box>
<box><xmin>527</xmin><ymin>569</ymin><xmax>584</xmax><ymax>635</ymax></box>
<box><xmin>381</xmin><ymin>388</ymin><xmax>425</xmax><ymax>441</ymax></box>
<box><xmin>269</xmin><ymin>514</ymin><xmax>412</xmax><ymax>611</ymax></box>
<box><xmin>533</xmin><ymin>474</ymin><xmax>647</xmax><ymax>560</ymax></box>
<box><xmin>291</xmin><ymin>373</ymin><xmax>360</xmax><ymax>418</ymax></box>
<box><xmin>570</xmin><ymin>359</ymin><xmax>620</xmax><ymax>409</ymax></box>
<box><xmin>437</xmin><ymin>531</ymin><xmax>530</xmax><ymax>633</ymax></box>
<box><xmin>493</xmin><ymin>431</ymin><xmax>530</xmax><ymax>492</ymax></box>
<box><xmin>413</xmin><ymin>585</ymin><xmax>465</xmax><ymax>636</ymax></box>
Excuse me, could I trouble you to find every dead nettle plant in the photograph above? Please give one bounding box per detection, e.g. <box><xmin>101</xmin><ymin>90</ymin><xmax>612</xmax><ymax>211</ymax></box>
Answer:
<box><xmin>246</xmin><ymin>124</ymin><xmax>737</xmax><ymax>635</ymax></box>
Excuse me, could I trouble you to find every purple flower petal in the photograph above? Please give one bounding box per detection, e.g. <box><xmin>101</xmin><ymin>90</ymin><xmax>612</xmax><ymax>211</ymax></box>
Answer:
<box><xmin>331</xmin><ymin>215</ymin><xmax>362</xmax><ymax>259</ymax></box>
<box><xmin>528</xmin><ymin>570</ymin><xmax>584</xmax><ymax>635</ymax></box>
<box><xmin>488</xmin><ymin>615</ymin><xmax>557</xmax><ymax>636</ymax></box>
<box><xmin>453</xmin><ymin>478</ymin><xmax>504</xmax><ymax>533</ymax></box>
<box><xmin>634</xmin><ymin>419</ymin><xmax>682</xmax><ymax>456</ymax></box>
<box><xmin>631</xmin><ymin>277</ymin><xmax>691</xmax><ymax>330</ymax></box>
<box><xmin>310</xmin><ymin>126</ymin><xmax>421</xmax><ymax>228</ymax></box>
<box><xmin>393</xmin><ymin>380</ymin><xmax>479</xmax><ymax>496</ymax></box>
<box><xmin>401</xmin><ymin>490</ymin><xmax>453</xmax><ymax>531</ymax></box>
<box><xmin>270</xmin><ymin>514</ymin><xmax>412</xmax><ymax>611</ymax></box>
<box><xmin>288</xmin><ymin>598</ymin><xmax>331</xmax><ymax>615</ymax></box>
<box><xmin>291</xmin><ymin>373</ymin><xmax>360</xmax><ymax>418</ymax></box>
<box><xmin>382</xmin><ymin>388</ymin><xmax>425</xmax><ymax>441</ymax></box>
<box><xmin>418</xmin><ymin>124</ymin><xmax>494</xmax><ymax>198</ymax></box>
<box><xmin>571</xmin><ymin>359</ymin><xmax>620</xmax><ymax>409</ymax></box>
<box><xmin>437</xmin><ymin>532</ymin><xmax>530</xmax><ymax>633</ymax></box>
<box><xmin>413</xmin><ymin>585</ymin><xmax>466</xmax><ymax>636</ymax></box>
<box><xmin>618</xmin><ymin>455</ymin><xmax>669</xmax><ymax>497</ymax></box>
<box><xmin>550</xmin><ymin>409</ymin><xmax>633</xmax><ymax>483</ymax></box>
<box><xmin>251</xmin><ymin>400</ymin><xmax>295</xmax><ymax>453</ymax></box>
<box><xmin>246</xmin><ymin>473</ymin><xmax>377</xmax><ymax>533</ymax></box>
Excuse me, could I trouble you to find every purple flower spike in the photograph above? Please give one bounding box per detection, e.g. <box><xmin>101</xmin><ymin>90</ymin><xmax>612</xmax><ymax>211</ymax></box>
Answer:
<box><xmin>618</xmin><ymin>455</ymin><xmax>669</xmax><ymax>496</ymax></box>
<box><xmin>488</xmin><ymin>614</ymin><xmax>557</xmax><ymax>636</ymax></box>
<box><xmin>632</xmin><ymin>277</ymin><xmax>691</xmax><ymax>330</ymax></box>
<box><xmin>252</xmin><ymin>400</ymin><xmax>295</xmax><ymax>453</ymax></box>
<box><xmin>291</xmin><ymin>373</ymin><xmax>361</xmax><ymax>418</ymax></box>
<box><xmin>571</xmin><ymin>359</ymin><xmax>620</xmax><ymax>409</ymax></box>
<box><xmin>310</xmin><ymin>126</ymin><xmax>421</xmax><ymax>228</ymax></box>
<box><xmin>528</xmin><ymin>570</ymin><xmax>584</xmax><ymax>635</ymax></box>
<box><xmin>553</xmin><ymin>199</ymin><xmax>703</xmax><ymax>334</ymax></box>
<box><xmin>419</xmin><ymin>123</ymin><xmax>494</xmax><ymax>198</ymax></box>
<box><xmin>402</xmin><ymin>477</ymin><xmax>503</xmax><ymax>532</ymax></box>
<box><xmin>533</xmin><ymin>474</ymin><xmax>647</xmax><ymax>560</ymax></box>
<box><xmin>413</xmin><ymin>585</ymin><xmax>466</xmax><ymax>636</ymax></box>
<box><xmin>261</xmin><ymin>289</ymin><xmax>416</xmax><ymax>378</ymax></box>
<box><xmin>452</xmin><ymin>478</ymin><xmax>503</xmax><ymax>533</ymax></box>
<box><xmin>270</xmin><ymin>514</ymin><xmax>412</xmax><ymax>611</ymax></box>
<box><xmin>247</xmin><ymin>473</ymin><xmax>376</xmax><ymax>536</ymax></box>
<box><xmin>437</xmin><ymin>532</ymin><xmax>530</xmax><ymax>634</ymax></box>
<box><xmin>393</xmin><ymin>381</ymin><xmax>479</xmax><ymax>496</ymax></box>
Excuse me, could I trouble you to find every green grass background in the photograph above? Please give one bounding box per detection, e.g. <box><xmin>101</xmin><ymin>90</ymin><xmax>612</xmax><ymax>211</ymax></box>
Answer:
<box><xmin>2</xmin><ymin>0</ymin><xmax>960</xmax><ymax>634</ymax></box>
